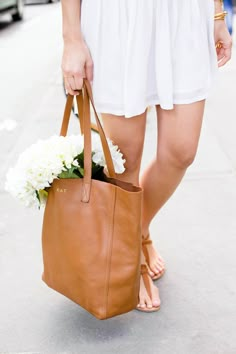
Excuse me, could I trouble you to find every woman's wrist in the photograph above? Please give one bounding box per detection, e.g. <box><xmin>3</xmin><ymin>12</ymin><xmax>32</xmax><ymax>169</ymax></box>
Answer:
<box><xmin>214</xmin><ymin>0</ymin><xmax>228</xmax><ymax>23</ymax></box>
<box><xmin>63</xmin><ymin>32</ymin><xmax>83</xmax><ymax>44</ymax></box>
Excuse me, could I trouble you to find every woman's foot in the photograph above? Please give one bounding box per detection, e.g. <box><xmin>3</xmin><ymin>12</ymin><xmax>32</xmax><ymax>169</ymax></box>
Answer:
<box><xmin>136</xmin><ymin>253</ymin><xmax>161</xmax><ymax>312</ymax></box>
<box><xmin>142</xmin><ymin>233</ymin><xmax>165</xmax><ymax>280</ymax></box>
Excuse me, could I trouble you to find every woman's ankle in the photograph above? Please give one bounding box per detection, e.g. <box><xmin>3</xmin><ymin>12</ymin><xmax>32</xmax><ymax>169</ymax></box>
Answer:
<box><xmin>141</xmin><ymin>227</ymin><xmax>150</xmax><ymax>239</ymax></box>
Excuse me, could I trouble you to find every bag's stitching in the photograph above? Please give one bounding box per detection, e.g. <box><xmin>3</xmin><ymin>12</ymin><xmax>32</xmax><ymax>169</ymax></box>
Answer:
<box><xmin>84</xmin><ymin>185</ymin><xmax>88</xmax><ymax>201</ymax></box>
<box><xmin>103</xmin><ymin>187</ymin><xmax>116</xmax><ymax>319</ymax></box>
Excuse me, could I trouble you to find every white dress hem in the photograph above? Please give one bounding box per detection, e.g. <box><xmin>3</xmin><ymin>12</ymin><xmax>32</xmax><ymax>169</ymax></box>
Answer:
<box><xmin>94</xmin><ymin>91</ymin><xmax>212</xmax><ymax>118</ymax></box>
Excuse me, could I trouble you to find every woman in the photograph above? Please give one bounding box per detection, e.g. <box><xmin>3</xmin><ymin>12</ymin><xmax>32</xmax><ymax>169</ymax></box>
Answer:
<box><xmin>61</xmin><ymin>0</ymin><xmax>232</xmax><ymax>312</ymax></box>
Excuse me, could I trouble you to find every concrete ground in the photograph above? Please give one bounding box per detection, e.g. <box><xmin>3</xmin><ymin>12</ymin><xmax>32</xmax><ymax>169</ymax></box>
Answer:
<box><xmin>0</xmin><ymin>3</ymin><xmax>236</xmax><ymax>354</ymax></box>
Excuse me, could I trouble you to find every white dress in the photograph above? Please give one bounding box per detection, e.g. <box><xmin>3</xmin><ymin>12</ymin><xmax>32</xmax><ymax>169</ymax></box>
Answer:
<box><xmin>81</xmin><ymin>0</ymin><xmax>218</xmax><ymax>118</ymax></box>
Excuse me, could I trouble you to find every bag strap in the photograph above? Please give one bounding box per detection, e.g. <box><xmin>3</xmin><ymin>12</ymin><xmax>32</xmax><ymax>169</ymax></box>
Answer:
<box><xmin>59</xmin><ymin>79</ymin><xmax>117</xmax><ymax>202</ymax></box>
<box><xmin>60</xmin><ymin>90</ymin><xmax>84</xmax><ymax>136</ymax></box>
<box><xmin>77</xmin><ymin>92</ymin><xmax>84</xmax><ymax>134</ymax></box>
<box><xmin>83</xmin><ymin>79</ymin><xmax>116</xmax><ymax>178</ymax></box>
<box><xmin>60</xmin><ymin>93</ymin><xmax>74</xmax><ymax>136</ymax></box>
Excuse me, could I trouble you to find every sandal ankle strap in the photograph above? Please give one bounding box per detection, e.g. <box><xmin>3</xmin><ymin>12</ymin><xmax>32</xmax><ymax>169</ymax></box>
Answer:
<box><xmin>142</xmin><ymin>237</ymin><xmax>152</xmax><ymax>245</ymax></box>
<box><xmin>141</xmin><ymin>264</ymin><xmax>149</xmax><ymax>275</ymax></box>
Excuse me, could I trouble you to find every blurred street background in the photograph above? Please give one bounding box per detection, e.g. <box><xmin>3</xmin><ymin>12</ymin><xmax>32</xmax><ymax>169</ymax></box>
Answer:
<box><xmin>0</xmin><ymin>2</ymin><xmax>236</xmax><ymax>354</ymax></box>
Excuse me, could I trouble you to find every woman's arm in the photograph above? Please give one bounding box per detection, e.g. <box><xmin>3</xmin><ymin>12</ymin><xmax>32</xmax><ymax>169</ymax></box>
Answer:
<box><xmin>61</xmin><ymin>0</ymin><xmax>93</xmax><ymax>94</ymax></box>
<box><xmin>214</xmin><ymin>0</ymin><xmax>232</xmax><ymax>67</ymax></box>
<box><xmin>214</xmin><ymin>0</ymin><xmax>224</xmax><ymax>13</ymax></box>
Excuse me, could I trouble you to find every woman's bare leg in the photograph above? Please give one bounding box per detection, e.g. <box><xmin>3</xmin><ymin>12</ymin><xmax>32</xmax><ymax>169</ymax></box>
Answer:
<box><xmin>101</xmin><ymin>112</ymin><xmax>147</xmax><ymax>185</ymax></box>
<box><xmin>101</xmin><ymin>110</ymin><xmax>160</xmax><ymax>309</ymax></box>
<box><xmin>140</xmin><ymin>101</ymin><xmax>205</xmax><ymax>277</ymax></box>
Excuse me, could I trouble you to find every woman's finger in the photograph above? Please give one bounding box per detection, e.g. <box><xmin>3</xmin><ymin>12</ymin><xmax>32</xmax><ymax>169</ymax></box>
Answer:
<box><xmin>218</xmin><ymin>39</ymin><xmax>232</xmax><ymax>67</ymax></box>
<box><xmin>217</xmin><ymin>55</ymin><xmax>225</xmax><ymax>62</ymax></box>
<box><xmin>73</xmin><ymin>74</ymin><xmax>83</xmax><ymax>90</ymax></box>
<box><xmin>64</xmin><ymin>81</ymin><xmax>73</xmax><ymax>95</ymax></box>
<box><xmin>217</xmin><ymin>47</ymin><xmax>225</xmax><ymax>61</ymax></box>
<box><xmin>218</xmin><ymin>42</ymin><xmax>232</xmax><ymax>67</ymax></box>
<box><xmin>64</xmin><ymin>79</ymin><xmax>79</xmax><ymax>96</ymax></box>
<box><xmin>67</xmin><ymin>77</ymin><xmax>77</xmax><ymax>90</ymax></box>
<box><xmin>218</xmin><ymin>49</ymin><xmax>232</xmax><ymax>67</ymax></box>
<box><xmin>85</xmin><ymin>59</ymin><xmax>94</xmax><ymax>81</ymax></box>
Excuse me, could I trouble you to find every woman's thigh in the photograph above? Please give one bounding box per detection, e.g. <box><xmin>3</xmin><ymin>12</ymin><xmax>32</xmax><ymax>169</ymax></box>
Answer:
<box><xmin>156</xmin><ymin>100</ymin><xmax>206</xmax><ymax>169</ymax></box>
<box><xmin>101</xmin><ymin>111</ymin><xmax>147</xmax><ymax>184</ymax></box>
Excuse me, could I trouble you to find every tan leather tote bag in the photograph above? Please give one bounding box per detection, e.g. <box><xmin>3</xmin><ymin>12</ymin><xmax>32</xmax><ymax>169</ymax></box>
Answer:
<box><xmin>41</xmin><ymin>79</ymin><xmax>143</xmax><ymax>320</ymax></box>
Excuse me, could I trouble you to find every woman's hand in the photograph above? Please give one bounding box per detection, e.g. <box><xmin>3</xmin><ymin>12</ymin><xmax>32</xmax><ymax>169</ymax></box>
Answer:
<box><xmin>62</xmin><ymin>39</ymin><xmax>94</xmax><ymax>95</ymax></box>
<box><xmin>214</xmin><ymin>20</ymin><xmax>232</xmax><ymax>67</ymax></box>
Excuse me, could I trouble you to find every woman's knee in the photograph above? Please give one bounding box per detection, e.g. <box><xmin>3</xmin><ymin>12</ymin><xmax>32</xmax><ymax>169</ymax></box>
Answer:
<box><xmin>101</xmin><ymin>112</ymin><xmax>147</xmax><ymax>174</ymax></box>
<box><xmin>110</xmin><ymin>138</ymin><xmax>144</xmax><ymax>185</ymax></box>
<box><xmin>158</xmin><ymin>142</ymin><xmax>198</xmax><ymax>170</ymax></box>
<box><xmin>122</xmin><ymin>139</ymin><xmax>144</xmax><ymax>173</ymax></box>
<box><xmin>156</xmin><ymin>101</ymin><xmax>204</xmax><ymax>170</ymax></box>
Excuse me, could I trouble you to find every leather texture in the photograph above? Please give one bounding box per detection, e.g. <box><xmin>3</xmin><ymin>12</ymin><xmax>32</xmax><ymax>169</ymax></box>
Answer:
<box><xmin>41</xmin><ymin>79</ymin><xmax>143</xmax><ymax>320</ymax></box>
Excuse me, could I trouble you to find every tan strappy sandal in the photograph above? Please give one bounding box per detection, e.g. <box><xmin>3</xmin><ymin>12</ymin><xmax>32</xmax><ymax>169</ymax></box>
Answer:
<box><xmin>142</xmin><ymin>234</ymin><xmax>165</xmax><ymax>281</ymax></box>
<box><xmin>136</xmin><ymin>263</ymin><xmax>160</xmax><ymax>313</ymax></box>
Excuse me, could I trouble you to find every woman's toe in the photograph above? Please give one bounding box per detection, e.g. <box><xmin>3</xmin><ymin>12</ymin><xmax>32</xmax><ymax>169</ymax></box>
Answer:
<box><xmin>148</xmin><ymin>264</ymin><xmax>156</xmax><ymax>275</ymax></box>
<box><xmin>146</xmin><ymin>264</ymin><xmax>155</xmax><ymax>277</ymax></box>
<box><xmin>155</xmin><ymin>262</ymin><xmax>164</xmax><ymax>272</ymax></box>
<box><xmin>139</xmin><ymin>294</ymin><xmax>152</xmax><ymax>309</ymax></box>
<box><xmin>153</xmin><ymin>299</ymin><xmax>160</xmax><ymax>307</ymax></box>
<box><xmin>148</xmin><ymin>260</ymin><xmax>165</xmax><ymax>278</ymax></box>
<box><xmin>146</xmin><ymin>298</ymin><xmax>153</xmax><ymax>309</ymax></box>
<box><xmin>157</xmin><ymin>265</ymin><xmax>164</xmax><ymax>273</ymax></box>
<box><xmin>157</xmin><ymin>259</ymin><xmax>164</xmax><ymax>266</ymax></box>
<box><xmin>149</xmin><ymin>262</ymin><xmax>158</xmax><ymax>272</ymax></box>
<box><xmin>153</xmin><ymin>264</ymin><xmax>161</xmax><ymax>274</ymax></box>
<box><xmin>139</xmin><ymin>298</ymin><xmax>146</xmax><ymax>308</ymax></box>
<box><xmin>152</xmin><ymin>287</ymin><xmax>161</xmax><ymax>307</ymax></box>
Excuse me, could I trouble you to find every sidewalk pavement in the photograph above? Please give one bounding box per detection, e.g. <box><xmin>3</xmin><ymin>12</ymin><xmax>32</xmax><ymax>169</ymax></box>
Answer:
<box><xmin>0</xmin><ymin>7</ymin><xmax>236</xmax><ymax>353</ymax></box>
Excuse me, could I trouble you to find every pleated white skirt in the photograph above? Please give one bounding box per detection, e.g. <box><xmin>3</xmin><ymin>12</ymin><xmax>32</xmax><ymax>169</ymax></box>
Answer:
<box><xmin>81</xmin><ymin>0</ymin><xmax>218</xmax><ymax>118</ymax></box>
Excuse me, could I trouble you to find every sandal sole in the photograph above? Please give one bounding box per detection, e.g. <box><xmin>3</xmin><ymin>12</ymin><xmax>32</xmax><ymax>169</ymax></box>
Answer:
<box><xmin>136</xmin><ymin>306</ymin><xmax>160</xmax><ymax>313</ymax></box>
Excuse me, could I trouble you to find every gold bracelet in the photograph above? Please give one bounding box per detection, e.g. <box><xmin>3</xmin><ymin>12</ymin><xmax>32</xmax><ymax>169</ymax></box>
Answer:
<box><xmin>214</xmin><ymin>11</ymin><xmax>228</xmax><ymax>20</ymax></box>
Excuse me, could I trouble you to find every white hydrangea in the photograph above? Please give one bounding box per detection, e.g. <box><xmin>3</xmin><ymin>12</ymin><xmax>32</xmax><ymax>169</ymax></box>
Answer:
<box><xmin>5</xmin><ymin>135</ymin><xmax>84</xmax><ymax>208</ymax></box>
<box><xmin>5</xmin><ymin>134</ymin><xmax>126</xmax><ymax>209</ymax></box>
<box><xmin>92</xmin><ymin>134</ymin><xmax>126</xmax><ymax>174</ymax></box>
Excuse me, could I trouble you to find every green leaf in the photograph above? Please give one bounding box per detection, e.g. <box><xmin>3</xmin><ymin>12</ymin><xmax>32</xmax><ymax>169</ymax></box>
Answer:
<box><xmin>35</xmin><ymin>189</ymin><xmax>49</xmax><ymax>209</ymax></box>
<box><xmin>36</xmin><ymin>190</ymin><xmax>40</xmax><ymax>203</ymax></box>
<box><xmin>78</xmin><ymin>167</ymin><xmax>84</xmax><ymax>176</ymax></box>
<box><xmin>58</xmin><ymin>165</ymin><xmax>82</xmax><ymax>179</ymax></box>
<box><xmin>59</xmin><ymin>171</ymin><xmax>80</xmax><ymax>179</ymax></box>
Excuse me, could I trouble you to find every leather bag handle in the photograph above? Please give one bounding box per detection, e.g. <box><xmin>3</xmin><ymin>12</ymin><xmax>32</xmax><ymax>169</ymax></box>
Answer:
<box><xmin>60</xmin><ymin>90</ymin><xmax>84</xmax><ymax>136</ymax></box>
<box><xmin>83</xmin><ymin>79</ymin><xmax>116</xmax><ymax>177</ymax></box>
<box><xmin>59</xmin><ymin>79</ymin><xmax>117</xmax><ymax>202</ymax></box>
